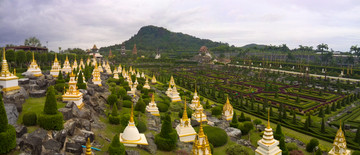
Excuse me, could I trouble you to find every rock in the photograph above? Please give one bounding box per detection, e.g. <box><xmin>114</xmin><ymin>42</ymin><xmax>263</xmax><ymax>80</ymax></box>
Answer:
<box><xmin>22</xmin><ymin>136</ymin><xmax>43</xmax><ymax>155</ymax></box>
<box><xmin>177</xmin><ymin>141</ymin><xmax>193</xmax><ymax>153</ymax></box>
<box><xmin>3</xmin><ymin>87</ymin><xmax>28</xmax><ymax>112</ymax></box>
<box><xmin>58</xmin><ymin>108</ymin><xmax>72</xmax><ymax>120</ymax></box>
<box><xmin>65</xmin><ymin>142</ymin><xmax>83</xmax><ymax>155</ymax></box>
<box><xmin>139</xmin><ymin>133</ymin><xmax>157</xmax><ymax>154</ymax></box>
<box><xmin>236</xmin><ymin>139</ymin><xmax>253</xmax><ymax>148</ymax></box>
<box><xmin>78</xmin><ymin>118</ymin><xmax>91</xmax><ymax>131</ymax></box>
<box><xmin>146</xmin><ymin>113</ymin><xmax>161</xmax><ymax>132</ymax></box>
<box><xmin>225</xmin><ymin>127</ymin><xmax>242</xmax><ymax>141</ymax></box>
<box><xmin>87</xmin><ymin>87</ymin><xmax>95</xmax><ymax>96</ymax></box>
<box><xmin>29</xmin><ymin>90</ymin><xmax>46</xmax><ymax>98</ymax></box>
<box><xmin>126</xmin><ymin>150</ymin><xmax>140</xmax><ymax>155</ymax></box>
<box><xmin>5</xmin><ymin>103</ymin><xmax>19</xmax><ymax>125</ymax></box>
<box><xmin>72</xmin><ymin>135</ymin><xmax>86</xmax><ymax>145</ymax></box>
<box><xmin>63</xmin><ymin>119</ymin><xmax>76</xmax><ymax>136</ymax></box>
<box><xmin>83</xmin><ymin>95</ymin><xmax>90</xmax><ymax>102</ymax></box>
<box><xmin>78</xmin><ymin>108</ymin><xmax>91</xmax><ymax>119</ymax></box>
<box><xmin>43</xmin><ymin>139</ymin><xmax>61</xmax><ymax>152</ymax></box>
<box><xmin>65</xmin><ymin>101</ymin><xmax>75</xmax><ymax>108</ymax></box>
<box><xmin>18</xmin><ymin>78</ymin><xmax>30</xmax><ymax>85</ymax></box>
<box><xmin>15</xmin><ymin>124</ymin><xmax>28</xmax><ymax>138</ymax></box>
<box><xmin>71</xmin><ymin>103</ymin><xmax>80</xmax><ymax>117</ymax></box>
<box><xmin>29</xmin><ymin>128</ymin><xmax>48</xmax><ymax>140</ymax></box>
<box><xmin>79</xmin><ymin>129</ymin><xmax>95</xmax><ymax>142</ymax></box>
<box><xmin>52</xmin><ymin>129</ymin><xmax>67</xmax><ymax>145</ymax></box>
<box><xmin>79</xmin><ymin>89</ymin><xmax>87</xmax><ymax>95</ymax></box>
<box><xmin>191</xmin><ymin>119</ymin><xmax>200</xmax><ymax>127</ymax></box>
<box><xmin>215</xmin><ymin>120</ymin><xmax>229</xmax><ymax>129</ymax></box>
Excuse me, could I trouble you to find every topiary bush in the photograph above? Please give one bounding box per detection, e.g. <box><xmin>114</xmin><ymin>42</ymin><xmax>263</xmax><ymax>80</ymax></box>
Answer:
<box><xmin>108</xmin><ymin>134</ymin><xmax>125</xmax><ymax>155</ymax></box>
<box><xmin>38</xmin><ymin>112</ymin><xmax>64</xmax><ymax>130</ymax></box>
<box><xmin>23</xmin><ymin>112</ymin><xmax>37</xmax><ymax>126</ymax></box>
<box><xmin>286</xmin><ymin>143</ymin><xmax>298</xmax><ymax>151</ymax></box>
<box><xmin>109</xmin><ymin>104</ymin><xmax>120</xmax><ymax>125</ymax></box>
<box><xmin>157</xmin><ymin>103</ymin><xmax>169</xmax><ymax>112</ymax></box>
<box><xmin>122</xmin><ymin>100</ymin><xmax>132</xmax><ymax>108</ymax></box>
<box><xmin>135</xmin><ymin>100</ymin><xmax>146</xmax><ymax>113</ymax></box>
<box><xmin>306</xmin><ymin>138</ymin><xmax>319</xmax><ymax>152</ymax></box>
<box><xmin>155</xmin><ymin>114</ymin><xmax>177</xmax><ymax>151</ymax></box>
<box><xmin>225</xmin><ymin>143</ymin><xmax>250</xmax><ymax>155</ymax></box>
<box><xmin>108</xmin><ymin>94</ymin><xmax>118</xmax><ymax>105</ymax></box>
<box><xmin>136</xmin><ymin>121</ymin><xmax>147</xmax><ymax>133</ymax></box>
<box><xmin>201</xmin><ymin>126</ymin><xmax>228</xmax><ymax>147</ymax></box>
<box><xmin>211</xmin><ymin>106</ymin><xmax>222</xmax><ymax>116</ymax></box>
<box><xmin>238</xmin><ymin>121</ymin><xmax>254</xmax><ymax>135</ymax></box>
<box><xmin>0</xmin><ymin>125</ymin><xmax>16</xmax><ymax>154</ymax></box>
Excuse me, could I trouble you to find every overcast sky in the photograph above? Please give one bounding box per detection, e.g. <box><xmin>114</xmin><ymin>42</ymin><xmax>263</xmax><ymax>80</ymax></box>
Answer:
<box><xmin>1</xmin><ymin>0</ymin><xmax>359</xmax><ymax>52</ymax></box>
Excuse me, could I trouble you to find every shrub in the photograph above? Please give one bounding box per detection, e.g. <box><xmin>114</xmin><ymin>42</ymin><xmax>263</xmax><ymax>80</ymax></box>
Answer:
<box><xmin>77</xmin><ymin>83</ymin><xmax>87</xmax><ymax>89</ymax></box>
<box><xmin>136</xmin><ymin>121</ymin><xmax>147</xmax><ymax>133</ymax></box>
<box><xmin>202</xmin><ymin>126</ymin><xmax>228</xmax><ymax>147</ymax></box>
<box><xmin>306</xmin><ymin>138</ymin><xmax>319</xmax><ymax>152</ymax></box>
<box><xmin>225</xmin><ymin>143</ymin><xmax>250</xmax><ymax>155</ymax></box>
<box><xmin>238</xmin><ymin>121</ymin><xmax>253</xmax><ymax>135</ymax></box>
<box><xmin>43</xmin><ymin>86</ymin><xmax>58</xmax><ymax>115</ymax></box>
<box><xmin>135</xmin><ymin>100</ymin><xmax>146</xmax><ymax>113</ymax></box>
<box><xmin>211</xmin><ymin>106</ymin><xmax>222</xmax><ymax>116</ymax></box>
<box><xmin>108</xmin><ymin>94</ymin><xmax>118</xmax><ymax>105</ymax></box>
<box><xmin>23</xmin><ymin>112</ymin><xmax>37</xmax><ymax>126</ymax></box>
<box><xmin>108</xmin><ymin>134</ymin><xmax>125</xmax><ymax>155</ymax></box>
<box><xmin>120</xmin><ymin>114</ymin><xmax>131</xmax><ymax>127</ymax></box>
<box><xmin>38</xmin><ymin>112</ymin><xmax>64</xmax><ymax>130</ymax></box>
<box><xmin>109</xmin><ymin>115</ymin><xmax>120</xmax><ymax>124</ymax></box>
<box><xmin>122</xmin><ymin>100</ymin><xmax>132</xmax><ymax>108</ymax></box>
<box><xmin>155</xmin><ymin>114</ymin><xmax>177</xmax><ymax>151</ymax></box>
<box><xmin>230</xmin><ymin>111</ymin><xmax>238</xmax><ymax>128</ymax></box>
<box><xmin>238</xmin><ymin>112</ymin><xmax>246</xmax><ymax>122</ymax></box>
<box><xmin>0</xmin><ymin>93</ymin><xmax>8</xmax><ymax>132</ymax></box>
<box><xmin>286</xmin><ymin>143</ymin><xmax>298</xmax><ymax>151</ymax></box>
<box><xmin>0</xmin><ymin>125</ymin><xmax>16</xmax><ymax>154</ymax></box>
<box><xmin>157</xmin><ymin>103</ymin><xmax>169</xmax><ymax>112</ymax></box>
<box><xmin>54</xmin><ymin>83</ymin><xmax>66</xmax><ymax>92</ymax></box>
<box><xmin>352</xmin><ymin>151</ymin><xmax>360</xmax><ymax>155</ymax></box>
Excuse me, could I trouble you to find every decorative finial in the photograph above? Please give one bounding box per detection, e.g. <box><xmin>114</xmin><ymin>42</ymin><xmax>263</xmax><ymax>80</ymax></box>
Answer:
<box><xmin>267</xmin><ymin>107</ymin><xmax>270</xmax><ymax>129</ymax></box>
<box><xmin>32</xmin><ymin>52</ymin><xmax>35</xmax><ymax>62</ymax></box>
<box><xmin>339</xmin><ymin>120</ymin><xmax>342</xmax><ymax>130</ymax></box>
<box><xmin>151</xmin><ymin>93</ymin><xmax>155</xmax><ymax>102</ymax></box>
<box><xmin>85</xmin><ymin>137</ymin><xmax>92</xmax><ymax>155</ymax></box>
<box><xmin>14</xmin><ymin>68</ymin><xmax>16</xmax><ymax>75</ymax></box>
<box><xmin>130</xmin><ymin>101</ymin><xmax>134</xmax><ymax>123</ymax></box>
<box><xmin>3</xmin><ymin>47</ymin><xmax>5</xmax><ymax>60</ymax></box>
<box><xmin>182</xmin><ymin>98</ymin><xmax>188</xmax><ymax>120</ymax></box>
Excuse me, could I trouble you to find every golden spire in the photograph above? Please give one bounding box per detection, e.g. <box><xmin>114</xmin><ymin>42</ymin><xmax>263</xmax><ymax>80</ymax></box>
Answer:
<box><xmin>54</xmin><ymin>53</ymin><xmax>58</xmax><ymax>62</ymax></box>
<box><xmin>70</xmin><ymin>71</ymin><xmax>75</xmax><ymax>77</ymax></box>
<box><xmin>198</xmin><ymin>113</ymin><xmax>205</xmax><ymax>137</ymax></box>
<box><xmin>85</xmin><ymin>137</ymin><xmax>92</xmax><ymax>155</ymax></box>
<box><xmin>130</xmin><ymin>102</ymin><xmax>134</xmax><ymax>123</ymax></box>
<box><xmin>65</xmin><ymin>55</ymin><xmax>69</xmax><ymax>61</ymax></box>
<box><xmin>182</xmin><ymin>98</ymin><xmax>188</xmax><ymax>120</ymax></box>
<box><xmin>32</xmin><ymin>52</ymin><xmax>35</xmax><ymax>62</ymax></box>
<box><xmin>223</xmin><ymin>95</ymin><xmax>233</xmax><ymax>113</ymax></box>
<box><xmin>14</xmin><ymin>69</ymin><xmax>16</xmax><ymax>75</ymax></box>
<box><xmin>267</xmin><ymin>107</ymin><xmax>270</xmax><ymax>129</ymax></box>
<box><xmin>151</xmin><ymin>93</ymin><xmax>155</xmax><ymax>103</ymax></box>
<box><xmin>168</xmin><ymin>81</ymin><xmax>171</xmax><ymax>88</ymax></box>
<box><xmin>2</xmin><ymin>47</ymin><xmax>5</xmax><ymax>60</ymax></box>
<box><xmin>195</xmin><ymin>84</ymin><xmax>197</xmax><ymax>94</ymax></box>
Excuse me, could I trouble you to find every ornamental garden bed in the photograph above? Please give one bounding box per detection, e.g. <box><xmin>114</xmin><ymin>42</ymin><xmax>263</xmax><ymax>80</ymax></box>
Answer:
<box><xmin>285</xmin><ymin>87</ymin><xmax>340</xmax><ymax>102</ymax></box>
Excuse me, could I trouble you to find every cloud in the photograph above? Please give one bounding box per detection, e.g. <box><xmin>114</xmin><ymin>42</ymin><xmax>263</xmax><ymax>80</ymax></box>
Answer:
<box><xmin>0</xmin><ymin>0</ymin><xmax>359</xmax><ymax>51</ymax></box>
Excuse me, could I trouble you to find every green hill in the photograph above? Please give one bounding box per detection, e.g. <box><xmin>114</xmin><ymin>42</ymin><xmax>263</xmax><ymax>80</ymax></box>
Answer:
<box><xmin>100</xmin><ymin>25</ymin><xmax>227</xmax><ymax>52</ymax></box>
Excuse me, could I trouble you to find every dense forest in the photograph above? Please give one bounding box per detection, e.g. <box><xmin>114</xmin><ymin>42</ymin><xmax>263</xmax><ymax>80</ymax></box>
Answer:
<box><xmin>99</xmin><ymin>25</ymin><xmax>228</xmax><ymax>52</ymax></box>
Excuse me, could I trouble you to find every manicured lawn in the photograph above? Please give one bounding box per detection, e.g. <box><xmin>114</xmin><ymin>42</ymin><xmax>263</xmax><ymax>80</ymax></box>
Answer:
<box><xmin>17</xmin><ymin>97</ymin><xmax>66</xmax><ymax>124</ymax></box>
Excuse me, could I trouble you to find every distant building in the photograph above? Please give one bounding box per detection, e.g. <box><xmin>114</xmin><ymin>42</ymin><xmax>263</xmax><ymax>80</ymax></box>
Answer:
<box><xmin>5</xmin><ymin>46</ymin><xmax>48</xmax><ymax>53</ymax></box>
<box><xmin>121</xmin><ymin>44</ymin><xmax>126</xmax><ymax>55</ymax></box>
<box><xmin>87</xmin><ymin>44</ymin><xmax>102</xmax><ymax>58</ymax></box>
<box><xmin>132</xmin><ymin>44</ymin><xmax>137</xmax><ymax>55</ymax></box>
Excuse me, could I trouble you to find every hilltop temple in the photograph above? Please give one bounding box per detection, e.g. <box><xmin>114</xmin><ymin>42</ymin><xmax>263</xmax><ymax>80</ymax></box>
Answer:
<box><xmin>191</xmin><ymin>115</ymin><xmax>211</xmax><ymax>155</ymax></box>
<box><xmin>222</xmin><ymin>96</ymin><xmax>234</xmax><ymax>121</ymax></box>
<box><xmin>176</xmin><ymin>99</ymin><xmax>197</xmax><ymax>142</ymax></box>
<box><xmin>50</xmin><ymin>53</ymin><xmax>61</xmax><ymax>77</ymax></box>
<box><xmin>146</xmin><ymin>94</ymin><xmax>160</xmax><ymax>116</ymax></box>
<box><xmin>62</xmin><ymin>71</ymin><xmax>84</xmax><ymax>109</ymax></box>
<box><xmin>120</xmin><ymin>103</ymin><xmax>148</xmax><ymax>147</ymax></box>
<box><xmin>328</xmin><ymin>122</ymin><xmax>351</xmax><ymax>155</ymax></box>
<box><xmin>26</xmin><ymin>52</ymin><xmax>43</xmax><ymax>77</ymax></box>
<box><xmin>255</xmin><ymin>111</ymin><xmax>282</xmax><ymax>155</ymax></box>
<box><xmin>0</xmin><ymin>48</ymin><xmax>20</xmax><ymax>93</ymax></box>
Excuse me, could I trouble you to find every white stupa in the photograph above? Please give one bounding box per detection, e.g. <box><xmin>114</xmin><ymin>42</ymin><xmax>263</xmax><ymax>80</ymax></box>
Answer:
<box><xmin>165</xmin><ymin>82</ymin><xmax>173</xmax><ymax>96</ymax></box>
<box><xmin>222</xmin><ymin>96</ymin><xmax>233</xmax><ymax>121</ymax></box>
<box><xmin>141</xmin><ymin>72</ymin><xmax>145</xmax><ymax>78</ymax></box>
<box><xmin>176</xmin><ymin>98</ymin><xmax>196</xmax><ymax>142</ymax></box>
<box><xmin>120</xmin><ymin>103</ymin><xmax>148</xmax><ymax>147</ymax></box>
<box><xmin>62</xmin><ymin>55</ymin><xmax>72</xmax><ymax>73</ymax></box>
<box><xmin>136</xmin><ymin>71</ymin><xmax>141</xmax><ymax>78</ymax></box>
<box><xmin>72</xmin><ymin>58</ymin><xmax>78</xmax><ymax>70</ymax></box>
<box><xmin>26</xmin><ymin>52</ymin><xmax>43</xmax><ymax>77</ymax></box>
<box><xmin>97</xmin><ymin>63</ymin><xmax>103</xmax><ymax>73</ymax></box>
<box><xmin>143</xmin><ymin>77</ymin><xmax>150</xmax><ymax>89</ymax></box>
<box><xmin>92</xmin><ymin>63</ymin><xmax>102</xmax><ymax>86</ymax></box>
<box><xmin>192</xmin><ymin>99</ymin><xmax>207</xmax><ymax>123</ymax></box>
<box><xmin>79</xmin><ymin>58</ymin><xmax>85</xmax><ymax>69</ymax></box>
<box><xmin>50</xmin><ymin>53</ymin><xmax>61</xmax><ymax>77</ymax></box>
<box><xmin>118</xmin><ymin>64</ymin><xmax>122</xmax><ymax>73</ymax></box>
<box><xmin>0</xmin><ymin>48</ymin><xmax>20</xmax><ymax>93</ymax></box>
<box><xmin>146</xmin><ymin>94</ymin><xmax>160</xmax><ymax>116</ymax></box>
<box><xmin>151</xmin><ymin>75</ymin><xmax>157</xmax><ymax>84</ymax></box>
<box><xmin>62</xmin><ymin>71</ymin><xmax>84</xmax><ymax>109</ymax></box>
<box><xmin>189</xmin><ymin>87</ymin><xmax>200</xmax><ymax>110</ymax></box>
<box><xmin>169</xmin><ymin>85</ymin><xmax>181</xmax><ymax>102</ymax></box>
<box><xmin>255</xmin><ymin>111</ymin><xmax>282</xmax><ymax>155</ymax></box>
<box><xmin>113</xmin><ymin>68</ymin><xmax>119</xmax><ymax>79</ymax></box>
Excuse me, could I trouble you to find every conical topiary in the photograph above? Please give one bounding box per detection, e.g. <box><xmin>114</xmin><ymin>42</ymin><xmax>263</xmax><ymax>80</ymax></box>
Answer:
<box><xmin>43</xmin><ymin>86</ymin><xmax>58</xmax><ymax>115</ymax></box>
<box><xmin>0</xmin><ymin>93</ymin><xmax>8</xmax><ymax>132</ymax></box>
<box><xmin>108</xmin><ymin>134</ymin><xmax>125</xmax><ymax>155</ymax></box>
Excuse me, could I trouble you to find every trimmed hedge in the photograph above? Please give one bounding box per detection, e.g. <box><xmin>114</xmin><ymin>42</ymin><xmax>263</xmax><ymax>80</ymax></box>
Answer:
<box><xmin>38</xmin><ymin>112</ymin><xmax>64</xmax><ymax>130</ymax></box>
<box><xmin>109</xmin><ymin>115</ymin><xmax>120</xmax><ymax>125</ymax></box>
<box><xmin>157</xmin><ymin>103</ymin><xmax>169</xmax><ymax>112</ymax></box>
<box><xmin>154</xmin><ymin>132</ymin><xmax>178</xmax><ymax>151</ymax></box>
<box><xmin>122</xmin><ymin>100</ymin><xmax>132</xmax><ymax>108</ymax></box>
<box><xmin>23</xmin><ymin>112</ymin><xmax>37</xmax><ymax>126</ymax></box>
<box><xmin>202</xmin><ymin>126</ymin><xmax>228</xmax><ymax>147</ymax></box>
<box><xmin>136</xmin><ymin>121</ymin><xmax>147</xmax><ymax>133</ymax></box>
<box><xmin>0</xmin><ymin>124</ymin><xmax>16</xmax><ymax>154</ymax></box>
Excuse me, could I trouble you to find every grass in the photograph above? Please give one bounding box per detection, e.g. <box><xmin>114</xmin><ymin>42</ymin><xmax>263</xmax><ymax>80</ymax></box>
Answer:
<box><xmin>17</xmin><ymin>97</ymin><xmax>66</xmax><ymax>124</ymax></box>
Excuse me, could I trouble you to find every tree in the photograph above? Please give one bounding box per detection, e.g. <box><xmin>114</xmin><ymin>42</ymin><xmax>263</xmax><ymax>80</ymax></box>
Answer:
<box><xmin>0</xmin><ymin>93</ymin><xmax>17</xmax><ymax>154</ymax></box>
<box><xmin>76</xmin><ymin>71</ymin><xmax>86</xmax><ymax>89</ymax></box>
<box><xmin>108</xmin><ymin>134</ymin><xmax>125</xmax><ymax>155</ymax></box>
<box><xmin>16</xmin><ymin>50</ymin><xmax>26</xmax><ymax>68</ymax></box>
<box><xmin>24</xmin><ymin>37</ymin><xmax>42</xmax><ymax>47</ymax></box>
<box><xmin>43</xmin><ymin>86</ymin><xmax>58</xmax><ymax>115</ymax></box>
<box><xmin>274</xmin><ymin>124</ymin><xmax>284</xmax><ymax>140</ymax></box>
<box><xmin>0</xmin><ymin>93</ymin><xmax>7</xmax><ymax>132</ymax></box>
<box><xmin>230</xmin><ymin>111</ymin><xmax>238</xmax><ymax>128</ymax></box>
<box><xmin>315</xmin><ymin>148</ymin><xmax>322</xmax><ymax>155</ymax></box>
<box><xmin>112</xmin><ymin>104</ymin><xmax>118</xmax><ymax>116</ymax></box>
<box><xmin>107</xmin><ymin>94</ymin><xmax>118</xmax><ymax>106</ymax></box>
<box><xmin>134</xmin><ymin>99</ymin><xmax>146</xmax><ymax>113</ymax></box>
<box><xmin>238</xmin><ymin>112</ymin><xmax>246</xmax><ymax>122</ymax></box>
<box><xmin>318</xmin><ymin>108</ymin><xmax>324</xmax><ymax>117</ymax></box>
<box><xmin>321</xmin><ymin>117</ymin><xmax>325</xmax><ymax>133</ymax></box>
<box><xmin>279</xmin><ymin>137</ymin><xmax>288</xmax><ymax>155</ymax></box>
<box><xmin>306</xmin><ymin>138</ymin><xmax>319</xmax><ymax>152</ymax></box>
<box><xmin>292</xmin><ymin>111</ymin><xmax>296</xmax><ymax>124</ymax></box>
<box><xmin>155</xmin><ymin>113</ymin><xmax>177</xmax><ymax>151</ymax></box>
